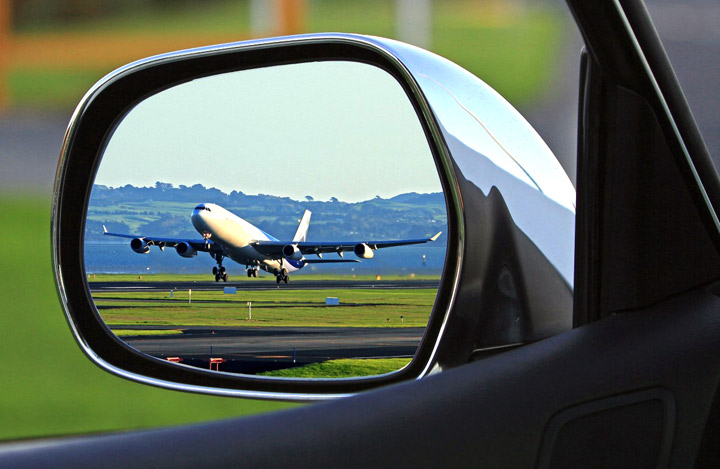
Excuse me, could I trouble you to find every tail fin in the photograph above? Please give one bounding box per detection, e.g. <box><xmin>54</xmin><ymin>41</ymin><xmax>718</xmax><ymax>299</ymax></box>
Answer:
<box><xmin>293</xmin><ymin>210</ymin><xmax>312</xmax><ymax>242</ymax></box>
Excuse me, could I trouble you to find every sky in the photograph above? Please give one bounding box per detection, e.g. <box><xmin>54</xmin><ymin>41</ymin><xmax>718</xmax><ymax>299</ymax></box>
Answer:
<box><xmin>96</xmin><ymin>61</ymin><xmax>442</xmax><ymax>202</ymax></box>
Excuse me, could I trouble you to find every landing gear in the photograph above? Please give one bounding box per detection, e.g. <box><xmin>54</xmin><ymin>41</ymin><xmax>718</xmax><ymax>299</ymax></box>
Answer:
<box><xmin>246</xmin><ymin>266</ymin><xmax>259</xmax><ymax>278</ymax></box>
<box><xmin>214</xmin><ymin>265</ymin><xmax>227</xmax><ymax>282</ymax></box>
<box><xmin>275</xmin><ymin>269</ymin><xmax>289</xmax><ymax>284</ymax></box>
<box><xmin>211</xmin><ymin>252</ymin><xmax>228</xmax><ymax>282</ymax></box>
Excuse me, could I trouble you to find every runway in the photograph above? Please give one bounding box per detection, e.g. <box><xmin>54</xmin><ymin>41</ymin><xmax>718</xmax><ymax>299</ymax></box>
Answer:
<box><xmin>91</xmin><ymin>279</ymin><xmax>440</xmax><ymax>293</ymax></box>
<box><xmin>116</xmin><ymin>325</ymin><xmax>424</xmax><ymax>374</ymax></box>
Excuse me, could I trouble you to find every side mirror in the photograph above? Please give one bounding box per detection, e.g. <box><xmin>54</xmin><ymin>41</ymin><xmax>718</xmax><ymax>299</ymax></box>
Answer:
<box><xmin>53</xmin><ymin>34</ymin><xmax>575</xmax><ymax>399</ymax></box>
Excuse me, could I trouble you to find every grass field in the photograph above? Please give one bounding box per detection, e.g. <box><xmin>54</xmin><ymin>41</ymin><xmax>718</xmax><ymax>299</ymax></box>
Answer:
<box><xmin>260</xmin><ymin>358</ymin><xmax>412</xmax><ymax>378</ymax></box>
<box><xmin>8</xmin><ymin>1</ymin><xmax>563</xmax><ymax>109</ymax></box>
<box><xmin>0</xmin><ymin>195</ymin><xmax>295</xmax><ymax>441</ymax></box>
<box><xmin>94</xmin><ymin>287</ymin><xmax>435</xmax><ymax>328</ymax></box>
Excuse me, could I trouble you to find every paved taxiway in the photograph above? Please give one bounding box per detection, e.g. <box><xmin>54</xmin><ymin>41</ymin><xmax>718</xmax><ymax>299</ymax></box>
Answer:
<box><xmin>117</xmin><ymin>325</ymin><xmax>424</xmax><ymax>374</ymax></box>
<box><xmin>91</xmin><ymin>279</ymin><xmax>439</xmax><ymax>293</ymax></box>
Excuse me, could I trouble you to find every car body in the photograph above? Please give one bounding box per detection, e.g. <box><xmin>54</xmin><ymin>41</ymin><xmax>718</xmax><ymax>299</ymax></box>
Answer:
<box><xmin>2</xmin><ymin>0</ymin><xmax>720</xmax><ymax>467</ymax></box>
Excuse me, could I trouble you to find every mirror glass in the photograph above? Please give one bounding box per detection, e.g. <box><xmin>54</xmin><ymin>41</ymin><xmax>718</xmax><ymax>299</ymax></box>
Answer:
<box><xmin>84</xmin><ymin>61</ymin><xmax>447</xmax><ymax>378</ymax></box>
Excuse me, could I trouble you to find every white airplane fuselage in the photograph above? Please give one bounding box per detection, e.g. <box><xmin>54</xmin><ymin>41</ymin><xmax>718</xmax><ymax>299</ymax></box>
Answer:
<box><xmin>191</xmin><ymin>203</ymin><xmax>301</xmax><ymax>275</ymax></box>
<box><xmin>104</xmin><ymin>202</ymin><xmax>439</xmax><ymax>283</ymax></box>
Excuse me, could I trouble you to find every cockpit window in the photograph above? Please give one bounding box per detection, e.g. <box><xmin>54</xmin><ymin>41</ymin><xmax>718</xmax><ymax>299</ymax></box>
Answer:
<box><xmin>195</xmin><ymin>205</ymin><xmax>211</xmax><ymax>211</ymax></box>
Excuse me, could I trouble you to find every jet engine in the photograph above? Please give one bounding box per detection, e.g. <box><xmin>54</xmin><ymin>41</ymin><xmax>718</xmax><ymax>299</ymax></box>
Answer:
<box><xmin>282</xmin><ymin>244</ymin><xmax>304</xmax><ymax>260</ymax></box>
<box><xmin>130</xmin><ymin>238</ymin><xmax>150</xmax><ymax>254</ymax></box>
<box><xmin>176</xmin><ymin>242</ymin><xmax>197</xmax><ymax>258</ymax></box>
<box><xmin>354</xmin><ymin>243</ymin><xmax>374</xmax><ymax>259</ymax></box>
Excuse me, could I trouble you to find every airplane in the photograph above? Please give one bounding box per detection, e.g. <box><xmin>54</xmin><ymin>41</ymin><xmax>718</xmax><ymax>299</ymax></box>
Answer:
<box><xmin>103</xmin><ymin>203</ymin><xmax>442</xmax><ymax>284</ymax></box>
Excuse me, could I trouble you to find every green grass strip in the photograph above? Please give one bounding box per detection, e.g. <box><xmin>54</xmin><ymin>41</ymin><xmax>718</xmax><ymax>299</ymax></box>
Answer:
<box><xmin>93</xmin><ymin>288</ymin><xmax>435</xmax><ymax>328</ymax></box>
<box><xmin>260</xmin><ymin>358</ymin><xmax>412</xmax><ymax>378</ymax></box>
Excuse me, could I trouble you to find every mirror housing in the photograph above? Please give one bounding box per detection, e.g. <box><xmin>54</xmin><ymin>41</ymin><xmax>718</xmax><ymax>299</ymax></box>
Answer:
<box><xmin>53</xmin><ymin>34</ymin><xmax>574</xmax><ymax>399</ymax></box>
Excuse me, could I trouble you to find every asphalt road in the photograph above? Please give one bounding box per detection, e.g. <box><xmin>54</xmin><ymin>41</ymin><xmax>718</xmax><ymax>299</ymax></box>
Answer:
<box><xmin>117</xmin><ymin>325</ymin><xmax>423</xmax><ymax>374</ymax></box>
<box><xmin>90</xmin><ymin>279</ymin><xmax>440</xmax><ymax>293</ymax></box>
<box><xmin>0</xmin><ymin>111</ymin><xmax>68</xmax><ymax>194</ymax></box>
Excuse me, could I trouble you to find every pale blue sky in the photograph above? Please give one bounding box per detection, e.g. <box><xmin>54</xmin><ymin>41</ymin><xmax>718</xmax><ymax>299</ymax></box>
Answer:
<box><xmin>96</xmin><ymin>61</ymin><xmax>441</xmax><ymax>202</ymax></box>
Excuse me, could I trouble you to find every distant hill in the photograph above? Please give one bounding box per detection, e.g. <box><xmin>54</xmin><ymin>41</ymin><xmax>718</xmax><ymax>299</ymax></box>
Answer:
<box><xmin>85</xmin><ymin>183</ymin><xmax>447</xmax><ymax>242</ymax></box>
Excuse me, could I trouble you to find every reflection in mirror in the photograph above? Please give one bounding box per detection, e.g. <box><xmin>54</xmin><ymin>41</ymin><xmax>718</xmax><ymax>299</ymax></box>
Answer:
<box><xmin>84</xmin><ymin>61</ymin><xmax>447</xmax><ymax>378</ymax></box>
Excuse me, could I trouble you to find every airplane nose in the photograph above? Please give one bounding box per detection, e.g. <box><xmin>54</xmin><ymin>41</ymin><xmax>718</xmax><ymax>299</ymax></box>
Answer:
<box><xmin>192</xmin><ymin>205</ymin><xmax>207</xmax><ymax>231</ymax></box>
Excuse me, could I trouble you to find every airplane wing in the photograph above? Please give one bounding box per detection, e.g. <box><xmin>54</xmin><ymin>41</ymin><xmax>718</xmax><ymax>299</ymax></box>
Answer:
<box><xmin>102</xmin><ymin>226</ymin><xmax>213</xmax><ymax>252</ymax></box>
<box><xmin>250</xmin><ymin>232</ymin><xmax>442</xmax><ymax>258</ymax></box>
